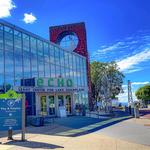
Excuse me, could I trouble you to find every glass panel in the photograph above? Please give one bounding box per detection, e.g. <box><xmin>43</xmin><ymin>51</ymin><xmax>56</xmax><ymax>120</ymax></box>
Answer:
<box><xmin>72</xmin><ymin>55</ymin><xmax>76</xmax><ymax>69</ymax></box>
<box><xmin>70</xmin><ymin>69</ymin><xmax>74</xmax><ymax>80</ymax></box>
<box><xmin>68</xmin><ymin>53</ymin><xmax>73</xmax><ymax>69</ymax></box>
<box><xmin>40</xmin><ymin>96</ymin><xmax>47</xmax><ymax>115</ymax></box>
<box><xmin>55</xmin><ymin>47</ymin><xmax>60</xmax><ymax>65</ymax></box>
<box><xmin>59</xmin><ymin>34</ymin><xmax>78</xmax><ymax>51</ymax></box>
<box><xmin>83</xmin><ymin>58</ymin><xmax>86</xmax><ymax>71</ymax></box>
<box><xmin>44</xmin><ymin>43</ymin><xmax>50</xmax><ymax>77</ymax></box>
<box><xmin>45</xmin><ymin>63</ymin><xmax>50</xmax><ymax>77</ymax></box>
<box><xmin>60</xmin><ymin>50</ymin><xmax>64</xmax><ymax>66</ymax></box>
<box><xmin>44</xmin><ymin>43</ymin><xmax>49</xmax><ymax>63</ymax></box>
<box><xmin>14</xmin><ymin>30</ymin><xmax>22</xmax><ymax>86</ymax></box>
<box><xmin>56</xmin><ymin>65</ymin><xmax>61</xmax><ymax>78</ymax></box>
<box><xmin>5</xmin><ymin>52</ymin><xmax>14</xmax><ymax>86</ymax></box>
<box><xmin>23</xmin><ymin>34</ymin><xmax>31</xmax><ymax>78</ymax></box>
<box><xmin>50</xmin><ymin>64</ymin><xmax>55</xmax><ymax>77</ymax></box>
<box><xmin>37</xmin><ymin>40</ymin><xmax>44</xmax><ymax>77</ymax></box>
<box><xmin>61</xmin><ymin>67</ymin><xmax>65</xmax><ymax>78</ymax></box>
<box><xmin>0</xmin><ymin>24</ymin><xmax>3</xmax><ymax>50</ymax></box>
<box><xmin>4</xmin><ymin>26</ymin><xmax>13</xmax><ymax>51</ymax></box>
<box><xmin>0</xmin><ymin>49</ymin><xmax>4</xmax><ymax>86</ymax></box>
<box><xmin>64</xmin><ymin>52</ymin><xmax>69</xmax><ymax>67</ymax></box>
<box><xmin>4</xmin><ymin>26</ymin><xmax>14</xmax><ymax>86</ymax></box>
<box><xmin>31</xmin><ymin>37</ymin><xmax>38</xmax><ymax>77</ymax></box>
<box><xmin>58</xmin><ymin>95</ymin><xmax>64</xmax><ymax>107</ymax></box>
<box><xmin>48</xmin><ymin>95</ymin><xmax>55</xmax><ymax>115</ymax></box>
<box><xmin>49</xmin><ymin>45</ymin><xmax>55</xmax><ymax>64</ymax></box>
<box><xmin>66</xmin><ymin>95</ymin><xmax>72</xmax><ymax>115</ymax></box>
<box><xmin>65</xmin><ymin>68</ymin><xmax>70</xmax><ymax>77</ymax></box>
<box><xmin>0</xmin><ymin>24</ymin><xmax>4</xmax><ymax>86</ymax></box>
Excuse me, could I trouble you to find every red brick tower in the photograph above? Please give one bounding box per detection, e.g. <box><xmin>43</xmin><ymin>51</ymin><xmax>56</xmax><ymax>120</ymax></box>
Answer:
<box><xmin>49</xmin><ymin>22</ymin><xmax>92</xmax><ymax>109</ymax></box>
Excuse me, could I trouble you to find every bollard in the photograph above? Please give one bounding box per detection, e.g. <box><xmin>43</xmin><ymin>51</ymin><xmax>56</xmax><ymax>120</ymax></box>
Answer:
<box><xmin>7</xmin><ymin>129</ymin><xmax>13</xmax><ymax>140</ymax></box>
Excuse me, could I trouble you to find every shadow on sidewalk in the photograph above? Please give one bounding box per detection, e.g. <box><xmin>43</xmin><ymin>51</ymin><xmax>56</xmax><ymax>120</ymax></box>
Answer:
<box><xmin>4</xmin><ymin>140</ymin><xmax>64</xmax><ymax>149</ymax></box>
<box><xmin>32</xmin><ymin>114</ymin><xmax>132</xmax><ymax>137</ymax></box>
<box><xmin>0</xmin><ymin>111</ymin><xmax>132</xmax><ymax>139</ymax></box>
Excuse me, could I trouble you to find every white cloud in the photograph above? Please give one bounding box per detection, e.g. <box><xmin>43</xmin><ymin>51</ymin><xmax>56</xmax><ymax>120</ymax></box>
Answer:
<box><xmin>124</xmin><ymin>68</ymin><xmax>142</xmax><ymax>74</ymax></box>
<box><xmin>117</xmin><ymin>48</ymin><xmax>150</xmax><ymax>72</ymax></box>
<box><xmin>99</xmin><ymin>42</ymin><xmax>122</xmax><ymax>53</ymax></box>
<box><xmin>122</xmin><ymin>84</ymin><xmax>127</xmax><ymax>88</ymax></box>
<box><xmin>0</xmin><ymin>0</ymin><xmax>16</xmax><ymax>18</ymax></box>
<box><xmin>132</xmin><ymin>81</ymin><xmax>149</xmax><ymax>85</ymax></box>
<box><xmin>23</xmin><ymin>13</ymin><xmax>37</xmax><ymax>24</ymax></box>
<box><xmin>93</xmin><ymin>42</ymin><xmax>125</xmax><ymax>55</ymax></box>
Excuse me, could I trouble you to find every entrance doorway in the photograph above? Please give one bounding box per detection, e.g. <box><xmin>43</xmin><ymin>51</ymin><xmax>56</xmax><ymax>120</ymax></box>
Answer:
<box><xmin>57</xmin><ymin>94</ymin><xmax>72</xmax><ymax>116</ymax></box>
<box><xmin>40</xmin><ymin>96</ymin><xmax>47</xmax><ymax>115</ymax></box>
<box><xmin>48</xmin><ymin>95</ymin><xmax>55</xmax><ymax>115</ymax></box>
<box><xmin>66</xmin><ymin>95</ymin><xmax>72</xmax><ymax>115</ymax></box>
<box><xmin>38</xmin><ymin>93</ymin><xmax>73</xmax><ymax>117</ymax></box>
<box><xmin>58</xmin><ymin>95</ymin><xmax>64</xmax><ymax>107</ymax></box>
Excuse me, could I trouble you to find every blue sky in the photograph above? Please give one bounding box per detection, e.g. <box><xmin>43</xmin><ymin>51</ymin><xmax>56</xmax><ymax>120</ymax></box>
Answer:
<box><xmin>0</xmin><ymin>0</ymin><xmax>150</xmax><ymax>102</ymax></box>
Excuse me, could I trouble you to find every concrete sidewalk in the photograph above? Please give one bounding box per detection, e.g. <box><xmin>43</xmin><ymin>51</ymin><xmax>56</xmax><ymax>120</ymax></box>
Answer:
<box><xmin>0</xmin><ymin>129</ymin><xmax>150</xmax><ymax>150</ymax></box>
<box><xmin>96</xmin><ymin>118</ymin><xmax>150</xmax><ymax>146</ymax></box>
<box><xmin>0</xmin><ymin>116</ymin><xmax>150</xmax><ymax>150</ymax></box>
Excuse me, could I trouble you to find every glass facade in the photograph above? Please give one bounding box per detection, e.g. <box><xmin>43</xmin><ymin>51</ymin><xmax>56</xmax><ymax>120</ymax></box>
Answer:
<box><xmin>0</xmin><ymin>21</ymin><xmax>88</xmax><ymax>106</ymax></box>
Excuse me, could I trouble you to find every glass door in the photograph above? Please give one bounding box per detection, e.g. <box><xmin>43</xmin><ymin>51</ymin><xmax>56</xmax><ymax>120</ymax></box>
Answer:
<box><xmin>66</xmin><ymin>95</ymin><xmax>72</xmax><ymax>115</ymax></box>
<box><xmin>40</xmin><ymin>96</ymin><xmax>47</xmax><ymax>115</ymax></box>
<box><xmin>58</xmin><ymin>95</ymin><xmax>64</xmax><ymax>107</ymax></box>
<box><xmin>48</xmin><ymin>95</ymin><xmax>55</xmax><ymax>115</ymax></box>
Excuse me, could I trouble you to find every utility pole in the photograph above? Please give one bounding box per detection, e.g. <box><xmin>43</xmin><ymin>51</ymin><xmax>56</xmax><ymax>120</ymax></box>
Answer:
<box><xmin>128</xmin><ymin>80</ymin><xmax>133</xmax><ymax>106</ymax></box>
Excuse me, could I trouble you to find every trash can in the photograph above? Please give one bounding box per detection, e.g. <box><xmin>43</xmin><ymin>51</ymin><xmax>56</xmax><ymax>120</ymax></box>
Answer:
<box><xmin>30</xmin><ymin>116</ymin><xmax>44</xmax><ymax>127</ymax></box>
<box><xmin>82</xmin><ymin>105</ymin><xmax>86</xmax><ymax>116</ymax></box>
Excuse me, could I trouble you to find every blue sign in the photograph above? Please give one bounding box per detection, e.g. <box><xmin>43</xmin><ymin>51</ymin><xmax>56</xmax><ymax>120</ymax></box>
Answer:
<box><xmin>0</xmin><ymin>99</ymin><xmax>22</xmax><ymax>131</ymax></box>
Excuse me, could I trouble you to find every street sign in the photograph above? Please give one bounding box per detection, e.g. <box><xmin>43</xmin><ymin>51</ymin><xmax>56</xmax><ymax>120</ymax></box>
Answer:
<box><xmin>0</xmin><ymin>90</ymin><xmax>22</xmax><ymax>131</ymax></box>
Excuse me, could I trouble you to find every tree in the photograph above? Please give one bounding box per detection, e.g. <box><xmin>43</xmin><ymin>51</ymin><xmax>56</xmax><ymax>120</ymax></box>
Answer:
<box><xmin>135</xmin><ymin>84</ymin><xmax>150</xmax><ymax>105</ymax></box>
<box><xmin>90</xmin><ymin>61</ymin><xmax>124</xmax><ymax>112</ymax></box>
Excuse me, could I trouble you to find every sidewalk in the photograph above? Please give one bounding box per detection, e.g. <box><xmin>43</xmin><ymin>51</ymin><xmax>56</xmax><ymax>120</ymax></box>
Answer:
<box><xmin>0</xmin><ymin>116</ymin><xmax>150</xmax><ymax>150</ymax></box>
<box><xmin>0</xmin><ymin>128</ymin><xmax>150</xmax><ymax>150</ymax></box>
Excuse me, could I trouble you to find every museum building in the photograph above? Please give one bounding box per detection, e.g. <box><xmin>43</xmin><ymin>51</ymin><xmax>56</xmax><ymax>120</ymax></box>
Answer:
<box><xmin>0</xmin><ymin>20</ymin><xmax>91</xmax><ymax>117</ymax></box>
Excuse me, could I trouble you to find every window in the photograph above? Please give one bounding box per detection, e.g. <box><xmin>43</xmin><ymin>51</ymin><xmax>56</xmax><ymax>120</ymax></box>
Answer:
<box><xmin>59</xmin><ymin>33</ymin><xmax>78</xmax><ymax>51</ymax></box>
<box><xmin>14</xmin><ymin>30</ymin><xmax>23</xmax><ymax>85</ymax></box>
<box><xmin>23</xmin><ymin>34</ymin><xmax>31</xmax><ymax>78</ymax></box>
<box><xmin>64</xmin><ymin>52</ymin><xmax>69</xmax><ymax>67</ymax></box>
<box><xmin>49</xmin><ymin>45</ymin><xmax>55</xmax><ymax>64</ymax></box>
<box><xmin>4</xmin><ymin>26</ymin><xmax>14</xmax><ymax>86</ymax></box>
<box><xmin>60</xmin><ymin>50</ymin><xmax>64</xmax><ymax>66</ymax></box>
<box><xmin>44</xmin><ymin>42</ymin><xmax>50</xmax><ymax>77</ymax></box>
<box><xmin>50</xmin><ymin>64</ymin><xmax>55</xmax><ymax>77</ymax></box>
<box><xmin>56</xmin><ymin>65</ymin><xmax>61</xmax><ymax>78</ymax></box>
<box><xmin>55</xmin><ymin>47</ymin><xmax>60</xmax><ymax>65</ymax></box>
<box><xmin>68</xmin><ymin>53</ymin><xmax>73</xmax><ymax>69</ymax></box>
<box><xmin>37</xmin><ymin>40</ymin><xmax>44</xmax><ymax>77</ymax></box>
<box><xmin>0</xmin><ymin>24</ymin><xmax>3</xmax><ymax>50</ymax></box>
<box><xmin>4</xmin><ymin>26</ymin><xmax>13</xmax><ymax>51</ymax></box>
<box><xmin>0</xmin><ymin>24</ymin><xmax>4</xmax><ymax>86</ymax></box>
<box><xmin>30</xmin><ymin>37</ymin><xmax>38</xmax><ymax>77</ymax></box>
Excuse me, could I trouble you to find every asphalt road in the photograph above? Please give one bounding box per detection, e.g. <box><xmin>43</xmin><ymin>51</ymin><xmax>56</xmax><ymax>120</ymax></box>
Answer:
<box><xmin>95</xmin><ymin>118</ymin><xmax>150</xmax><ymax>146</ymax></box>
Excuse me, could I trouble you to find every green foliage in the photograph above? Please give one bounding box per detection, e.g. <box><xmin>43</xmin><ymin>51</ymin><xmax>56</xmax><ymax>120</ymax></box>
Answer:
<box><xmin>135</xmin><ymin>84</ymin><xmax>150</xmax><ymax>101</ymax></box>
<box><xmin>90</xmin><ymin>61</ymin><xmax>124</xmax><ymax>101</ymax></box>
<box><xmin>0</xmin><ymin>90</ymin><xmax>22</xmax><ymax>99</ymax></box>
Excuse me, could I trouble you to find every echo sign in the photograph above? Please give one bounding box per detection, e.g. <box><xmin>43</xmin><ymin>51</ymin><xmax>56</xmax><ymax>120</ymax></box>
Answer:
<box><xmin>35</xmin><ymin>78</ymin><xmax>73</xmax><ymax>87</ymax></box>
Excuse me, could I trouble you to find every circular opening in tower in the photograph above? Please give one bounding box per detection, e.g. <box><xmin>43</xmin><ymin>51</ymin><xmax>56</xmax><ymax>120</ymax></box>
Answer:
<box><xmin>57</xmin><ymin>32</ymin><xmax>79</xmax><ymax>51</ymax></box>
